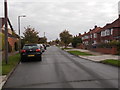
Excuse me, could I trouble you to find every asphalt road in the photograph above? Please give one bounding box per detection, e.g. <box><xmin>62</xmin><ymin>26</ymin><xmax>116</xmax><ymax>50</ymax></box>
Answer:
<box><xmin>3</xmin><ymin>46</ymin><xmax>119</xmax><ymax>88</ymax></box>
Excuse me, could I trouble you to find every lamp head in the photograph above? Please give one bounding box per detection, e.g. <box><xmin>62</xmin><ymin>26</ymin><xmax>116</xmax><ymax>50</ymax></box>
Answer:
<box><xmin>19</xmin><ymin>15</ymin><xmax>26</xmax><ymax>17</ymax></box>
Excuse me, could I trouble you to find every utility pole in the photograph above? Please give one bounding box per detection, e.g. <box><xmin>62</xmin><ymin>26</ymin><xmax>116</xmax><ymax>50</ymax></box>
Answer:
<box><xmin>4</xmin><ymin>0</ymin><xmax>8</xmax><ymax>64</ymax></box>
<box><xmin>18</xmin><ymin>16</ymin><xmax>21</xmax><ymax>53</ymax></box>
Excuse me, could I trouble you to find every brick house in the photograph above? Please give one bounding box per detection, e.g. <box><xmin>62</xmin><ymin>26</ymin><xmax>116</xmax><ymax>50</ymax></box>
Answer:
<box><xmin>79</xmin><ymin>26</ymin><xmax>101</xmax><ymax>49</ymax></box>
<box><xmin>98</xmin><ymin>18</ymin><xmax>120</xmax><ymax>43</ymax></box>
<box><xmin>79</xmin><ymin>17</ymin><xmax>120</xmax><ymax>54</ymax></box>
<box><xmin>0</xmin><ymin>18</ymin><xmax>19</xmax><ymax>52</ymax></box>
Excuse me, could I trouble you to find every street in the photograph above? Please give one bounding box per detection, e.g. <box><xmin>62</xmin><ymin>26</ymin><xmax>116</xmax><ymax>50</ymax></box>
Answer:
<box><xmin>3</xmin><ymin>46</ymin><xmax>119</xmax><ymax>88</ymax></box>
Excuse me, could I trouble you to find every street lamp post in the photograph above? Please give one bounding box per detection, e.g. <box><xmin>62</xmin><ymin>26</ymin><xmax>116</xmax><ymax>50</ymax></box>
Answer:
<box><xmin>18</xmin><ymin>15</ymin><xmax>26</xmax><ymax>53</ymax></box>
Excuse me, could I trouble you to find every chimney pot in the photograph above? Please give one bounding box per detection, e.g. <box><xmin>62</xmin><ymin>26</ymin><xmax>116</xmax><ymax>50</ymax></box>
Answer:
<box><xmin>94</xmin><ymin>25</ymin><xmax>97</xmax><ymax>28</ymax></box>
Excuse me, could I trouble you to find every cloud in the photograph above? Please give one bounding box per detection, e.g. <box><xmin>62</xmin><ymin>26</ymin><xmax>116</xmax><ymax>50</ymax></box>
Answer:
<box><xmin>0</xmin><ymin>0</ymin><xmax>120</xmax><ymax>41</ymax></box>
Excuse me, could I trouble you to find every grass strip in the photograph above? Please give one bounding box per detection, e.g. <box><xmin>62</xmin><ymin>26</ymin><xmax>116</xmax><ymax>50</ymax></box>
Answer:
<box><xmin>2</xmin><ymin>53</ymin><xmax>20</xmax><ymax>75</ymax></box>
<box><xmin>67</xmin><ymin>50</ymin><xmax>93</xmax><ymax>56</ymax></box>
<box><xmin>100</xmin><ymin>59</ymin><xmax>120</xmax><ymax>67</ymax></box>
<box><xmin>62</xmin><ymin>48</ymin><xmax>73</xmax><ymax>50</ymax></box>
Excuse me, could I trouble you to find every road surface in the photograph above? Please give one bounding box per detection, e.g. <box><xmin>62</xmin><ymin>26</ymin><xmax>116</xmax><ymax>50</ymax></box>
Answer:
<box><xmin>3</xmin><ymin>46</ymin><xmax>119</xmax><ymax>88</ymax></box>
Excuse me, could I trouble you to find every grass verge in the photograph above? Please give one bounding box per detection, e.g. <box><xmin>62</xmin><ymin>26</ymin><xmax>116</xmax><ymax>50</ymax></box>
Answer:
<box><xmin>62</xmin><ymin>48</ymin><xmax>73</xmax><ymax>50</ymax></box>
<box><xmin>100</xmin><ymin>59</ymin><xmax>120</xmax><ymax>67</ymax></box>
<box><xmin>2</xmin><ymin>53</ymin><xmax>20</xmax><ymax>75</ymax></box>
<box><xmin>67</xmin><ymin>50</ymin><xmax>93</xmax><ymax>56</ymax></box>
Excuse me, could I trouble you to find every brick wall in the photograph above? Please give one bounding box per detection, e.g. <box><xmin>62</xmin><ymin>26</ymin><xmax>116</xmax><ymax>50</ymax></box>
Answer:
<box><xmin>8</xmin><ymin>37</ymin><xmax>18</xmax><ymax>51</ymax></box>
<box><xmin>91</xmin><ymin>47</ymin><xmax>118</xmax><ymax>55</ymax></box>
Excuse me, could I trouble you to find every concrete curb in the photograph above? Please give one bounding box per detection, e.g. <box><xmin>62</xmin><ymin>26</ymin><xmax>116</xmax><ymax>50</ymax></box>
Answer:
<box><xmin>99</xmin><ymin>61</ymin><xmax>120</xmax><ymax>67</ymax></box>
<box><xmin>1</xmin><ymin>59</ymin><xmax>20</xmax><ymax>89</ymax></box>
<box><xmin>63</xmin><ymin>49</ymin><xmax>99</xmax><ymax>63</ymax></box>
<box><xmin>62</xmin><ymin>49</ymin><xmax>120</xmax><ymax>67</ymax></box>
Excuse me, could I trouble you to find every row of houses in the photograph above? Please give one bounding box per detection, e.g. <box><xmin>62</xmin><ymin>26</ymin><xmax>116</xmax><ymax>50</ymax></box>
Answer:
<box><xmin>78</xmin><ymin>17</ymin><xmax>120</xmax><ymax>55</ymax></box>
<box><xmin>0</xmin><ymin>18</ymin><xmax>19</xmax><ymax>52</ymax></box>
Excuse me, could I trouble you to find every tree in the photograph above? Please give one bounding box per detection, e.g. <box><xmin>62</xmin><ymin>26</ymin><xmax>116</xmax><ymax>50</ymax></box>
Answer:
<box><xmin>72</xmin><ymin>36</ymin><xmax>82</xmax><ymax>48</ymax></box>
<box><xmin>55</xmin><ymin>38</ymin><xmax>60</xmax><ymax>45</ymax></box>
<box><xmin>22</xmin><ymin>26</ymin><xmax>39</xmax><ymax>45</ymax></box>
<box><xmin>59</xmin><ymin>30</ymin><xmax>72</xmax><ymax>48</ymax></box>
<box><xmin>38</xmin><ymin>37</ymin><xmax>47</xmax><ymax>44</ymax></box>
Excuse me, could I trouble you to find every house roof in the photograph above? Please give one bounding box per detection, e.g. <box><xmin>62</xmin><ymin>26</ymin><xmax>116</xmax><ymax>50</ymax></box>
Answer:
<box><xmin>90</xmin><ymin>27</ymin><xmax>102</xmax><ymax>34</ymax></box>
<box><xmin>0</xmin><ymin>17</ymin><xmax>14</xmax><ymax>31</ymax></box>
<box><xmin>81</xmin><ymin>26</ymin><xmax>102</xmax><ymax>37</ymax></box>
<box><xmin>0</xmin><ymin>17</ymin><xmax>19</xmax><ymax>38</ymax></box>
<box><xmin>0</xmin><ymin>18</ymin><xmax>5</xmax><ymax>28</ymax></box>
<box><xmin>99</xmin><ymin>17</ymin><xmax>120</xmax><ymax>32</ymax></box>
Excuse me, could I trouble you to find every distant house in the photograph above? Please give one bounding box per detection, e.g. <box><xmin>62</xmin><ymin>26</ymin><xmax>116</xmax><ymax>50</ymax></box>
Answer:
<box><xmin>98</xmin><ymin>18</ymin><xmax>120</xmax><ymax>43</ymax></box>
<box><xmin>78</xmin><ymin>17</ymin><xmax>120</xmax><ymax>54</ymax></box>
<box><xmin>79</xmin><ymin>26</ymin><xmax>101</xmax><ymax>49</ymax></box>
<box><xmin>0</xmin><ymin>18</ymin><xmax>19</xmax><ymax>52</ymax></box>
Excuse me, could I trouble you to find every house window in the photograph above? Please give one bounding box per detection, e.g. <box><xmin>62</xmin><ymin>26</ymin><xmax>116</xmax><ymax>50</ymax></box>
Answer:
<box><xmin>105</xmin><ymin>29</ymin><xmax>110</xmax><ymax>36</ymax></box>
<box><xmin>93</xmin><ymin>40</ymin><xmax>97</xmax><ymax>44</ymax></box>
<box><xmin>111</xmin><ymin>28</ymin><xmax>113</xmax><ymax>35</ymax></box>
<box><xmin>82</xmin><ymin>37</ymin><xmax>84</xmax><ymax>40</ymax></box>
<box><xmin>105</xmin><ymin>40</ymin><xmax>109</xmax><ymax>43</ymax></box>
<box><xmin>85</xmin><ymin>41</ymin><xmax>88</xmax><ymax>45</ymax></box>
<box><xmin>84</xmin><ymin>35</ymin><xmax>89</xmax><ymax>39</ymax></box>
<box><xmin>94</xmin><ymin>33</ymin><xmax>97</xmax><ymax>38</ymax></box>
<box><xmin>101</xmin><ymin>31</ymin><xmax>105</xmax><ymax>36</ymax></box>
<box><xmin>90</xmin><ymin>34</ymin><xmax>92</xmax><ymax>38</ymax></box>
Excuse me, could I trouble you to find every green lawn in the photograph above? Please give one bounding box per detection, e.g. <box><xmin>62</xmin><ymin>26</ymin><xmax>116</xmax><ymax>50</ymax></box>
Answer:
<box><xmin>100</xmin><ymin>59</ymin><xmax>120</xmax><ymax>67</ymax></box>
<box><xmin>62</xmin><ymin>48</ymin><xmax>73</xmax><ymax>50</ymax></box>
<box><xmin>67</xmin><ymin>50</ymin><xmax>93</xmax><ymax>56</ymax></box>
<box><xmin>2</xmin><ymin>53</ymin><xmax>20</xmax><ymax>75</ymax></box>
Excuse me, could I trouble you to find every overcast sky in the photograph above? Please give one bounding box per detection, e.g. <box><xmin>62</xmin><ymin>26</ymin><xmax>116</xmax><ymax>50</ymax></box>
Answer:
<box><xmin>0</xmin><ymin>0</ymin><xmax>120</xmax><ymax>41</ymax></box>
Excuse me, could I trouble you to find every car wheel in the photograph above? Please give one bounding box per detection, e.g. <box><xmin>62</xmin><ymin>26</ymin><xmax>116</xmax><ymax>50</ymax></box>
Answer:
<box><xmin>21</xmin><ymin>58</ymin><xmax>25</xmax><ymax>62</ymax></box>
<box><xmin>21</xmin><ymin>57</ymin><xmax>25</xmax><ymax>62</ymax></box>
<box><xmin>39</xmin><ymin>56</ymin><xmax>42</xmax><ymax>61</ymax></box>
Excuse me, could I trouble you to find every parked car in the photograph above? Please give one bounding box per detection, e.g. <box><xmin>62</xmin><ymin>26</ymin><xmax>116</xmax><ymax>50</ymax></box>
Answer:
<box><xmin>46</xmin><ymin>44</ymin><xmax>50</xmax><ymax>47</ymax></box>
<box><xmin>21</xmin><ymin>44</ymin><xmax>42</xmax><ymax>62</ymax></box>
<box><xmin>37</xmin><ymin>44</ymin><xmax>45</xmax><ymax>52</ymax></box>
<box><xmin>43</xmin><ymin>44</ymin><xmax>47</xmax><ymax>50</ymax></box>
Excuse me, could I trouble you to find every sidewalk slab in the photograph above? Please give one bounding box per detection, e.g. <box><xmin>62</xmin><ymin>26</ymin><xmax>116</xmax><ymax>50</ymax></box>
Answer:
<box><xmin>78</xmin><ymin>55</ymin><xmax>120</xmax><ymax>62</ymax></box>
<box><xmin>0</xmin><ymin>75</ymin><xmax>6</xmax><ymax>89</ymax></box>
<box><xmin>65</xmin><ymin>48</ymin><xmax>119</xmax><ymax>62</ymax></box>
<box><xmin>0</xmin><ymin>51</ymin><xmax>19</xmax><ymax>89</ymax></box>
<box><xmin>65</xmin><ymin>49</ymin><xmax>103</xmax><ymax>55</ymax></box>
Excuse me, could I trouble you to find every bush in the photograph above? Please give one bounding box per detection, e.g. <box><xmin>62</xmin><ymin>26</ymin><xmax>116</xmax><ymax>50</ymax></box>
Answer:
<box><xmin>109</xmin><ymin>40</ymin><xmax>120</xmax><ymax>55</ymax></box>
<box><xmin>72</xmin><ymin>36</ymin><xmax>82</xmax><ymax>48</ymax></box>
<box><xmin>97</xmin><ymin>40</ymin><xmax>120</xmax><ymax>55</ymax></box>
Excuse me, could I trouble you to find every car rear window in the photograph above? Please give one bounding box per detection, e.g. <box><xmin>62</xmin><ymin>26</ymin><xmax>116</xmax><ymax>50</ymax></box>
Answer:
<box><xmin>23</xmin><ymin>45</ymin><xmax>39</xmax><ymax>50</ymax></box>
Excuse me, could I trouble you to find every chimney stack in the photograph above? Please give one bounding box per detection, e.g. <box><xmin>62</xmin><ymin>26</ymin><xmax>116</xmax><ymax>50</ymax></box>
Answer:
<box><xmin>79</xmin><ymin>33</ymin><xmax>81</xmax><ymax>36</ymax></box>
<box><xmin>118</xmin><ymin>1</ymin><xmax>120</xmax><ymax>18</ymax></box>
<box><xmin>94</xmin><ymin>25</ymin><xmax>97</xmax><ymax>28</ymax></box>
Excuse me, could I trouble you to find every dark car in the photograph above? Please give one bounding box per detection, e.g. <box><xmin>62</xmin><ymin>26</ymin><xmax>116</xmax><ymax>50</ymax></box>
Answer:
<box><xmin>21</xmin><ymin>44</ymin><xmax>42</xmax><ymax>62</ymax></box>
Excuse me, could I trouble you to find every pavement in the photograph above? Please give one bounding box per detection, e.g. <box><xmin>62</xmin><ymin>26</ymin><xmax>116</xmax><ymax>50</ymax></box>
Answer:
<box><xmin>0</xmin><ymin>51</ymin><xmax>19</xmax><ymax>89</ymax></box>
<box><xmin>64</xmin><ymin>48</ymin><xmax>119</xmax><ymax>62</ymax></box>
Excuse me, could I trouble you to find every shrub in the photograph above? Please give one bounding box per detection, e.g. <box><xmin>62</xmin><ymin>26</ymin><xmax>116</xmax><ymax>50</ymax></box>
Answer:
<box><xmin>97</xmin><ymin>40</ymin><xmax>120</xmax><ymax>55</ymax></box>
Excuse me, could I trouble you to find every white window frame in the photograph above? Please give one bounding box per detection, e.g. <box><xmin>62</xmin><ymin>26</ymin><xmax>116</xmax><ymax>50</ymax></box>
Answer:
<box><xmin>101</xmin><ymin>31</ymin><xmax>105</xmax><ymax>37</ymax></box>
<box><xmin>94</xmin><ymin>33</ymin><xmax>97</xmax><ymax>38</ymax></box>
<box><xmin>105</xmin><ymin>29</ymin><xmax>110</xmax><ymax>36</ymax></box>
<box><xmin>111</xmin><ymin>28</ymin><xmax>113</xmax><ymax>35</ymax></box>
